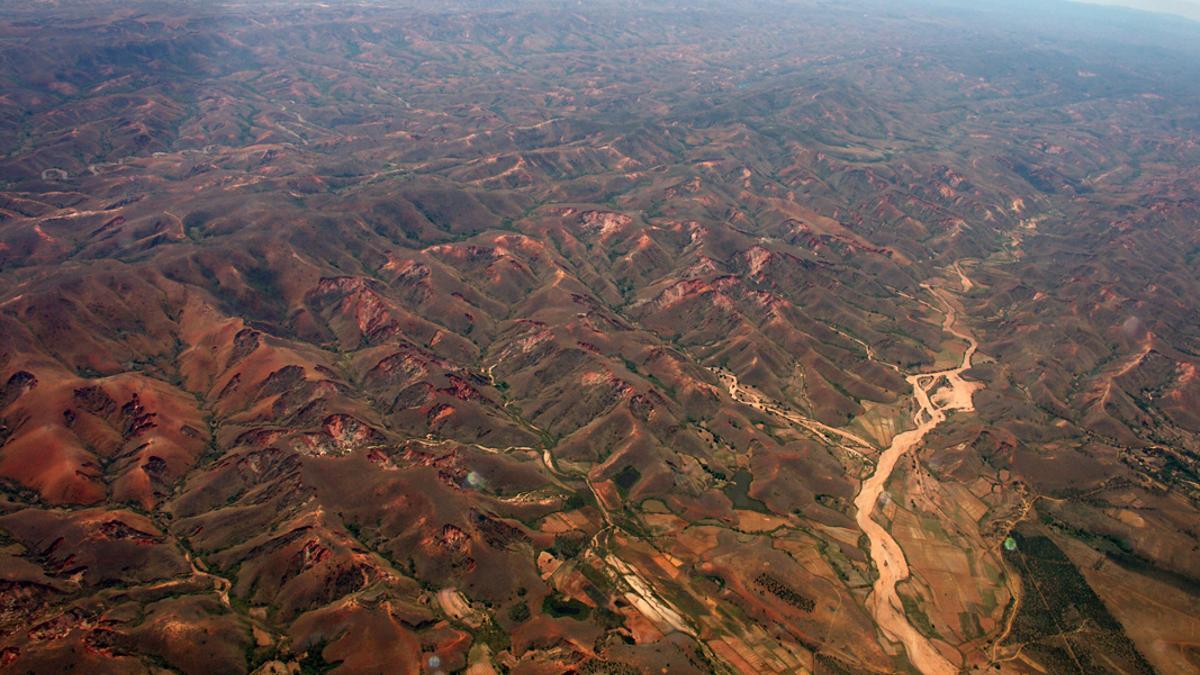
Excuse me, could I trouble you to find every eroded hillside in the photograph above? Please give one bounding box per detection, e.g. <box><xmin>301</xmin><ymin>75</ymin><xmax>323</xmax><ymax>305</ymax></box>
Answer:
<box><xmin>1</xmin><ymin>1</ymin><xmax>1198</xmax><ymax>673</ymax></box>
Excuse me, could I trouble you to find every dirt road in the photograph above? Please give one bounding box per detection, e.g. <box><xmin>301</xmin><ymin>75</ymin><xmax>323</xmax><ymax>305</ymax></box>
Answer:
<box><xmin>184</xmin><ymin>551</ymin><xmax>232</xmax><ymax>607</ymax></box>
<box><xmin>715</xmin><ymin>368</ymin><xmax>876</xmax><ymax>455</ymax></box>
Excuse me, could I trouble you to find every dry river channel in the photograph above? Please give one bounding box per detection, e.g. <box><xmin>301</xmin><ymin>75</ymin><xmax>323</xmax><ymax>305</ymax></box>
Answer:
<box><xmin>853</xmin><ymin>272</ymin><xmax>980</xmax><ymax>674</ymax></box>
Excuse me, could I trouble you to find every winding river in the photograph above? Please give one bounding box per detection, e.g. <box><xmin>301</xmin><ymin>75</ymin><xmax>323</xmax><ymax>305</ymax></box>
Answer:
<box><xmin>852</xmin><ymin>275</ymin><xmax>979</xmax><ymax>675</ymax></box>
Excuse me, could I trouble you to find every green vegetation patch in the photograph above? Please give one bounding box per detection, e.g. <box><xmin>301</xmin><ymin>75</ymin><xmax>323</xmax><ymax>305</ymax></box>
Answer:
<box><xmin>753</xmin><ymin>572</ymin><xmax>815</xmax><ymax>612</ymax></box>
<box><xmin>474</xmin><ymin>618</ymin><xmax>512</xmax><ymax>653</ymax></box>
<box><xmin>898</xmin><ymin>589</ymin><xmax>940</xmax><ymax>639</ymax></box>
<box><xmin>508</xmin><ymin>602</ymin><xmax>530</xmax><ymax>624</ymax></box>
<box><xmin>613</xmin><ymin>465</ymin><xmax>641</xmax><ymax>493</ymax></box>
<box><xmin>298</xmin><ymin>640</ymin><xmax>341</xmax><ymax>675</ymax></box>
<box><xmin>1001</xmin><ymin>529</ymin><xmax>1153</xmax><ymax>673</ymax></box>
<box><xmin>959</xmin><ymin>611</ymin><xmax>983</xmax><ymax>640</ymax></box>
<box><xmin>542</xmin><ymin>593</ymin><xmax>592</xmax><ymax>620</ymax></box>
<box><xmin>723</xmin><ymin>469</ymin><xmax>770</xmax><ymax>513</ymax></box>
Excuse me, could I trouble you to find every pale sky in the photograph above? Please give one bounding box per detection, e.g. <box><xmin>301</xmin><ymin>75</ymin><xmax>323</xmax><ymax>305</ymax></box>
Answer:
<box><xmin>1074</xmin><ymin>0</ymin><xmax>1200</xmax><ymax>21</ymax></box>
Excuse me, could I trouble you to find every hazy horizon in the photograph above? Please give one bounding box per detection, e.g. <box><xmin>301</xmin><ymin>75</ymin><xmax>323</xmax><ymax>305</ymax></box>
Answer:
<box><xmin>1074</xmin><ymin>0</ymin><xmax>1200</xmax><ymax>20</ymax></box>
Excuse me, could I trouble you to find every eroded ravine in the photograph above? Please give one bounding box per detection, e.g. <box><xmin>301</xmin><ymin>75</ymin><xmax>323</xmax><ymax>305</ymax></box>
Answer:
<box><xmin>853</xmin><ymin>274</ymin><xmax>980</xmax><ymax>675</ymax></box>
<box><xmin>531</xmin><ymin>409</ymin><xmax>724</xmax><ymax>668</ymax></box>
